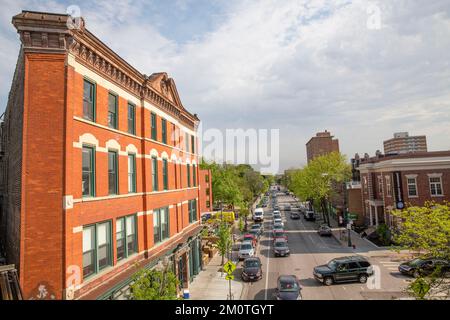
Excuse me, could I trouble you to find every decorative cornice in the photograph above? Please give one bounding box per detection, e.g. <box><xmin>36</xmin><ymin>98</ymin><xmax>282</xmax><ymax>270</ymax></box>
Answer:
<box><xmin>12</xmin><ymin>10</ymin><xmax>198</xmax><ymax>130</ymax></box>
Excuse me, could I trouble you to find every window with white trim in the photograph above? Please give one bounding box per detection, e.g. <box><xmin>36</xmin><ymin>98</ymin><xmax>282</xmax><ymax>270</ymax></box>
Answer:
<box><xmin>377</xmin><ymin>175</ymin><xmax>383</xmax><ymax>195</ymax></box>
<box><xmin>385</xmin><ymin>176</ymin><xmax>392</xmax><ymax>197</ymax></box>
<box><xmin>429</xmin><ymin>177</ymin><xmax>443</xmax><ymax>196</ymax></box>
<box><xmin>407</xmin><ymin>177</ymin><xmax>418</xmax><ymax>197</ymax></box>
<box><xmin>82</xmin><ymin>221</ymin><xmax>112</xmax><ymax>278</ymax></box>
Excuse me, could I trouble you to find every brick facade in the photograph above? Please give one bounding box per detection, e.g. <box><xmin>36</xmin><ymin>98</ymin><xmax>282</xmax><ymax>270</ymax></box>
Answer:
<box><xmin>306</xmin><ymin>130</ymin><xmax>339</xmax><ymax>163</ymax></box>
<box><xmin>0</xmin><ymin>11</ymin><xmax>209</xmax><ymax>300</ymax></box>
<box><xmin>357</xmin><ymin>151</ymin><xmax>450</xmax><ymax>229</ymax></box>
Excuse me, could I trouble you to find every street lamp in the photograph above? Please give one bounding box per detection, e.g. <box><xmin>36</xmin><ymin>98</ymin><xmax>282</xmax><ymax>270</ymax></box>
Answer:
<box><xmin>343</xmin><ymin>182</ymin><xmax>352</xmax><ymax>248</ymax></box>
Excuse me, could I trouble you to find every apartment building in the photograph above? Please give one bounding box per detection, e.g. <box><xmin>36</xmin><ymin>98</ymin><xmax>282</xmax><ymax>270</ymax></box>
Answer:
<box><xmin>356</xmin><ymin>151</ymin><xmax>450</xmax><ymax>228</ymax></box>
<box><xmin>383</xmin><ymin>132</ymin><xmax>427</xmax><ymax>155</ymax></box>
<box><xmin>0</xmin><ymin>11</ymin><xmax>212</xmax><ymax>300</ymax></box>
<box><xmin>305</xmin><ymin>130</ymin><xmax>340</xmax><ymax>163</ymax></box>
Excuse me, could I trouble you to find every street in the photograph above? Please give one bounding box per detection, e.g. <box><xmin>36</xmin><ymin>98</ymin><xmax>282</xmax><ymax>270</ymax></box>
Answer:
<box><xmin>239</xmin><ymin>192</ymin><xmax>412</xmax><ymax>300</ymax></box>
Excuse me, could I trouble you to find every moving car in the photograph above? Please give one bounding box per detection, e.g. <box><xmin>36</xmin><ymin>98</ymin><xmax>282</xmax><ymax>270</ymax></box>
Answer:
<box><xmin>290</xmin><ymin>212</ymin><xmax>300</xmax><ymax>220</ymax></box>
<box><xmin>318</xmin><ymin>224</ymin><xmax>332</xmax><ymax>236</ymax></box>
<box><xmin>273</xmin><ymin>223</ymin><xmax>284</xmax><ymax>232</ymax></box>
<box><xmin>398</xmin><ymin>258</ymin><xmax>450</xmax><ymax>278</ymax></box>
<box><xmin>273</xmin><ymin>218</ymin><xmax>284</xmax><ymax>227</ymax></box>
<box><xmin>273</xmin><ymin>230</ymin><xmax>288</xmax><ymax>242</ymax></box>
<box><xmin>253</xmin><ymin>208</ymin><xmax>264</xmax><ymax>222</ymax></box>
<box><xmin>238</xmin><ymin>241</ymin><xmax>255</xmax><ymax>260</ymax></box>
<box><xmin>274</xmin><ymin>275</ymin><xmax>302</xmax><ymax>300</ymax></box>
<box><xmin>273</xmin><ymin>239</ymin><xmax>290</xmax><ymax>257</ymax></box>
<box><xmin>284</xmin><ymin>204</ymin><xmax>291</xmax><ymax>211</ymax></box>
<box><xmin>313</xmin><ymin>256</ymin><xmax>373</xmax><ymax>286</ymax></box>
<box><xmin>273</xmin><ymin>205</ymin><xmax>280</xmax><ymax>210</ymax></box>
<box><xmin>242</xmin><ymin>234</ymin><xmax>257</xmax><ymax>248</ymax></box>
<box><xmin>273</xmin><ymin>213</ymin><xmax>282</xmax><ymax>220</ymax></box>
<box><xmin>242</xmin><ymin>257</ymin><xmax>263</xmax><ymax>281</ymax></box>
<box><xmin>304</xmin><ymin>210</ymin><xmax>316</xmax><ymax>221</ymax></box>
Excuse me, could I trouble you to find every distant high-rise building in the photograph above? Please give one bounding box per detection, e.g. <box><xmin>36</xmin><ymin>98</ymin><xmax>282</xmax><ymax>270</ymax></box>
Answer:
<box><xmin>383</xmin><ymin>132</ymin><xmax>427</xmax><ymax>155</ymax></box>
<box><xmin>306</xmin><ymin>130</ymin><xmax>340</xmax><ymax>163</ymax></box>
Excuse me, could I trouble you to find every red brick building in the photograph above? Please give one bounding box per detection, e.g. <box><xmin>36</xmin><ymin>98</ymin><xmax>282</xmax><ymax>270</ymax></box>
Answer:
<box><xmin>198</xmin><ymin>169</ymin><xmax>213</xmax><ymax>215</ymax></box>
<box><xmin>356</xmin><ymin>151</ymin><xmax>450</xmax><ymax>229</ymax></box>
<box><xmin>0</xmin><ymin>11</ymin><xmax>212</xmax><ymax>300</ymax></box>
<box><xmin>306</xmin><ymin>130</ymin><xmax>340</xmax><ymax>163</ymax></box>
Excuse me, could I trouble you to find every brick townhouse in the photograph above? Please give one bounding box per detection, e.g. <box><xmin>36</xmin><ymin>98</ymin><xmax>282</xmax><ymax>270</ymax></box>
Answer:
<box><xmin>355</xmin><ymin>151</ymin><xmax>450</xmax><ymax>229</ymax></box>
<box><xmin>0</xmin><ymin>11</ymin><xmax>212</xmax><ymax>300</ymax></box>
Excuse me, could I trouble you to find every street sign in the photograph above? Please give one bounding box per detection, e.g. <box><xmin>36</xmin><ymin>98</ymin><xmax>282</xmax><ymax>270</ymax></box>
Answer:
<box><xmin>225</xmin><ymin>274</ymin><xmax>234</xmax><ymax>280</ymax></box>
<box><xmin>223</xmin><ymin>261</ymin><xmax>236</xmax><ymax>274</ymax></box>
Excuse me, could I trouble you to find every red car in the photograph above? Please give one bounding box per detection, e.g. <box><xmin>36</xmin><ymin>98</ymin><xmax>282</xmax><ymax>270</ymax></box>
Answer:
<box><xmin>243</xmin><ymin>234</ymin><xmax>257</xmax><ymax>248</ymax></box>
<box><xmin>273</xmin><ymin>230</ymin><xmax>288</xmax><ymax>243</ymax></box>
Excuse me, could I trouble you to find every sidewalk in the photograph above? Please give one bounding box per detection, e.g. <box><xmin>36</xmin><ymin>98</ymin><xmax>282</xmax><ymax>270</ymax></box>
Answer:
<box><xmin>315</xmin><ymin>213</ymin><xmax>387</xmax><ymax>254</ymax></box>
<box><xmin>188</xmin><ymin>253</ymin><xmax>243</xmax><ymax>300</ymax></box>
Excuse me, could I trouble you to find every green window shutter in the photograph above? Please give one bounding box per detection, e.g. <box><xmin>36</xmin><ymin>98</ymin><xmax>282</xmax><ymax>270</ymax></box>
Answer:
<box><xmin>151</xmin><ymin>113</ymin><xmax>157</xmax><ymax>140</ymax></box>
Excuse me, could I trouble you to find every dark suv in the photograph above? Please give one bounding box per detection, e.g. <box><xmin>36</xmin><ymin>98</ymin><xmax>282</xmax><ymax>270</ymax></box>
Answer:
<box><xmin>313</xmin><ymin>256</ymin><xmax>373</xmax><ymax>286</ymax></box>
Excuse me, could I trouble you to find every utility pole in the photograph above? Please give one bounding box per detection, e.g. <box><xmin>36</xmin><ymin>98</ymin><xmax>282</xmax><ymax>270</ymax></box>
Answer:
<box><xmin>344</xmin><ymin>181</ymin><xmax>352</xmax><ymax>247</ymax></box>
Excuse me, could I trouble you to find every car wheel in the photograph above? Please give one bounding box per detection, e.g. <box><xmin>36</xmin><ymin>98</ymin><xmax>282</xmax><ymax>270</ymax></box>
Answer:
<box><xmin>324</xmin><ymin>277</ymin><xmax>333</xmax><ymax>286</ymax></box>
<box><xmin>358</xmin><ymin>274</ymin><xmax>368</xmax><ymax>283</ymax></box>
<box><xmin>413</xmin><ymin>270</ymin><xmax>421</xmax><ymax>278</ymax></box>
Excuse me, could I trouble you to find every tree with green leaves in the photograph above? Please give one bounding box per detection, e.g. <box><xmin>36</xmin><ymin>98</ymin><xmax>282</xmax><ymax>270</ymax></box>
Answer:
<box><xmin>289</xmin><ymin>152</ymin><xmax>351</xmax><ymax>226</ymax></box>
<box><xmin>216</xmin><ymin>221</ymin><xmax>233</xmax><ymax>266</ymax></box>
<box><xmin>391</xmin><ymin>202</ymin><xmax>450</xmax><ymax>299</ymax></box>
<box><xmin>129</xmin><ymin>265</ymin><xmax>179</xmax><ymax>300</ymax></box>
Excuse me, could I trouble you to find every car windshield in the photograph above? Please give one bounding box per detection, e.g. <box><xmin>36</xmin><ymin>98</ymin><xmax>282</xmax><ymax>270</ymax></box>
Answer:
<box><xmin>275</xmin><ymin>241</ymin><xmax>287</xmax><ymax>248</ymax></box>
<box><xmin>241</xmin><ymin>244</ymin><xmax>253</xmax><ymax>250</ymax></box>
<box><xmin>244</xmin><ymin>236</ymin><xmax>253</xmax><ymax>241</ymax></box>
<box><xmin>244</xmin><ymin>260</ymin><xmax>260</xmax><ymax>268</ymax></box>
<box><xmin>251</xmin><ymin>225</ymin><xmax>259</xmax><ymax>229</ymax></box>
<box><xmin>279</xmin><ymin>280</ymin><xmax>299</xmax><ymax>292</ymax></box>
<box><xmin>327</xmin><ymin>260</ymin><xmax>338</xmax><ymax>270</ymax></box>
<box><xmin>274</xmin><ymin>232</ymin><xmax>284</xmax><ymax>237</ymax></box>
<box><xmin>409</xmin><ymin>258</ymin><xmax>424</xmax><ymax>266</ymax></box>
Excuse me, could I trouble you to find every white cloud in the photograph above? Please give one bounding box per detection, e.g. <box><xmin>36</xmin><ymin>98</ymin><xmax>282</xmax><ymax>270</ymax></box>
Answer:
<box><xmin>1</xmin><ymin>0</ymin><xmax>449</xmax><ymax>172</ymax></box>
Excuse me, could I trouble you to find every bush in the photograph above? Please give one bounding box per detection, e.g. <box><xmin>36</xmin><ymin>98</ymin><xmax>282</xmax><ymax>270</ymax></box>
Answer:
<box><xmin>376</xmin><ymin>223</ymin><xmax>391</xmax><ymax>246</ymax></box>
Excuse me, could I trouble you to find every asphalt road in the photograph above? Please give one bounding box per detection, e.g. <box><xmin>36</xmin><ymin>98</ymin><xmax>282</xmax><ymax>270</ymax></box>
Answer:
<box><xmin>240</xmin><ymin>192</ymin><xmax>411</xmax><ymax>300</ymax></box>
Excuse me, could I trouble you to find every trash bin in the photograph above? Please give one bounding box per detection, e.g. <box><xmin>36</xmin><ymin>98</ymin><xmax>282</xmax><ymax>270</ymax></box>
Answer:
<box><xmin>183</xmin><ymin>289</ymin><xmax>190</xmax><ymax>299</ymax></box>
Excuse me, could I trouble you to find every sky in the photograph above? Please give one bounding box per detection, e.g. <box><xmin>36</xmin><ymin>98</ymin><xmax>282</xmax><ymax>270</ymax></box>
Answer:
<box><xmin>1</xmin><ymin>0</ymin><xmax>450</xmax><ymax>173</ymax></box>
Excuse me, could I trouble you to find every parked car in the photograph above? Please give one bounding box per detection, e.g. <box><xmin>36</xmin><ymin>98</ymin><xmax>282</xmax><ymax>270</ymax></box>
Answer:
<box><xmin>274</xmin><ymin>275</ymin><xmax>302</xmax><ymax>300</ymax></box>
<box><xmin>273</xmin><ymin>218</ymin><xmax>284</xmax><ymax>227</ymax></box>
<box><xmin>398</xmin><ymin>258</ymin><xmax>450</xmax><ymax>278</ymax></box>
<box><xmin>249</xmin><ymin>229</ymin><xmax>260</xmax><ymax>239</ymax></box>
<box><xmin>253</xmin><ymin>208</ymin><xmax>264</xmax><ymax>222</ymax></box>
<box><xmin>242</xmin><ymin>234</ymin><xmax>257</xmax><ymax>248</ymax></box>
<box><xmin>250</xmin><ymin>223</ymin><xmax>263</xmax><ymax>236</ymax></box>
<box><xmin>238</xmin><ymin>241</ymin><xmax>255</xmax><ymax>260</ymax></box>
<box><xmin>273</xmin><ymin>205</ymin><xmax>280</xmax><ymax>210</ymax></box>
<box><xmin>273</xmin><ymin>230</ymin><xmax>288</xmax><ymax>242</ymax></box>
<box><xmin>305</xmin><ymin>210</ymin><xmax>316</xmax><ymax>221</ymax></box>
<box><xmin>272</xmin><ymin>210</ymin><xmax>280</xmax><ymax>215</ymax></box>
<box><xmin>273</xmin><ymin>223</ymin><xmax>284</xmax><ymax>232</ymax></box>
<box><xmin>318</xmin><ymin>224</ymin><xmax>332</xmax><ymax>236</ymax></box>
<box><xmin>242</xmin><ymin>257</ymin><xmax>263</xmax><ymax>281</ymax></box>
<box><xmin>273</xmin><ymin>239</ymin><xmax>290</xmax><ymax>257</ymax></box>
<box><xmin>313</xmin><ymin>256</ymin><xmax>373</xmax><ymax>286</ymax></box>
<box><xmin>290</xmin><ymin>212</ymin><xmax>300</xmax><ymax>220</ymax></box>
<box><xmin>201</xmin><ymin>212</ymin><xmax>212</xmax><ymax>222</ymax></box>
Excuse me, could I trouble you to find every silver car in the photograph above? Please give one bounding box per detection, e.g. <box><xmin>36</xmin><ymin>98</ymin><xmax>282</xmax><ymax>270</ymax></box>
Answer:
<box><xmin>238</xmin><ymin>241</ymin><xmax>255</xmax><ymax>260</ymax></box>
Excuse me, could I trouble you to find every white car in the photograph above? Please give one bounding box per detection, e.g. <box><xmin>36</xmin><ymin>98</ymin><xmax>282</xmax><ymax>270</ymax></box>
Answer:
<box><xmin>239</xmin><ymin>241</ymin><xmax>255</xmax><ymax>260</ymax></box>
<box><xmin>253</xmin><ymin>208</ymin><xmax>264</xmax><ymax>222</ymax></box>
<box><xmin>273</xmin><ymin>218</ymin><xmax>284</xmax><ymax>227</ymax></box>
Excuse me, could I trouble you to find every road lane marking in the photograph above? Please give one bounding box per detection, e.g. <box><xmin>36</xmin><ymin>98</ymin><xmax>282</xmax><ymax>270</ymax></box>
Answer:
<box><xmin>264</xmin><ymin>224</ymin><xmax>271</xmax><ymax>300</ymax></box>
